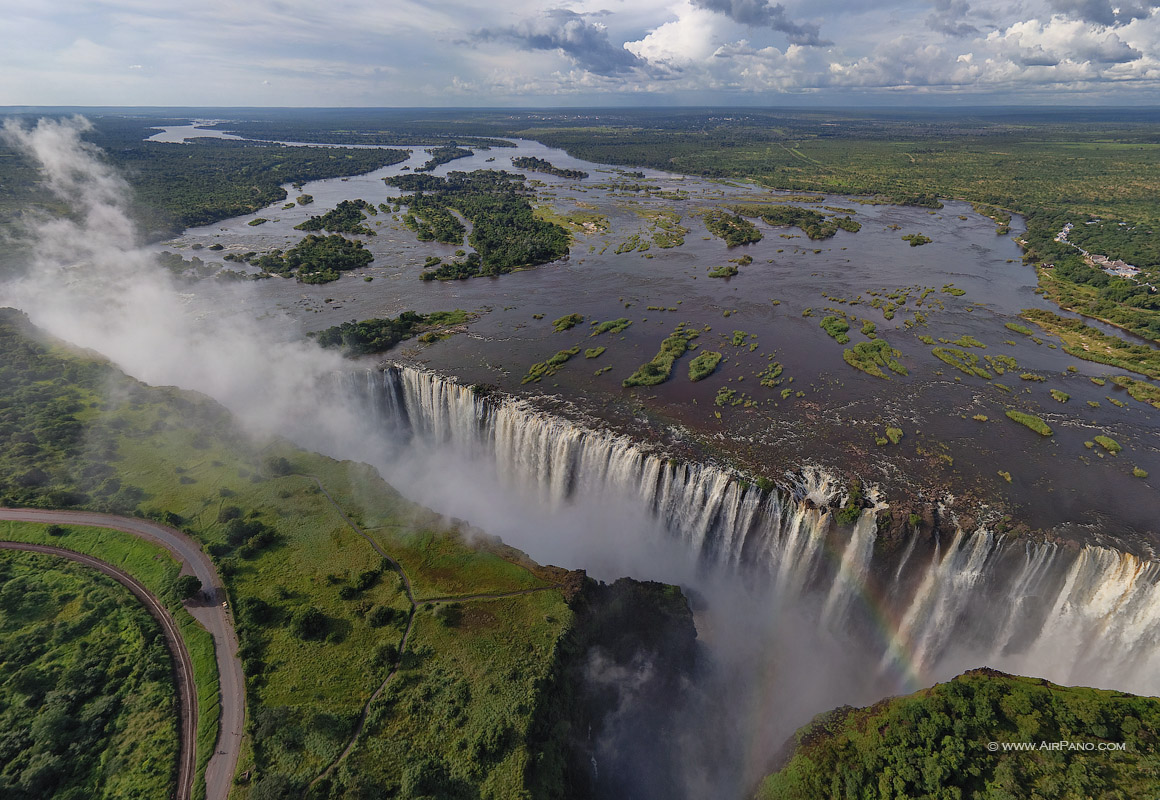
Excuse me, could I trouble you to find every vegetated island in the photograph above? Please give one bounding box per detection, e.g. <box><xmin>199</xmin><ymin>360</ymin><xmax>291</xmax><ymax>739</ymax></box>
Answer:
<box><xmin>511</xmin><ymin>156</ymin><xmax>589</xmax><ymax>180</ymax></box>
<box><xmin>756</xmin><ymin>668</ymin><xmax>1160</xmax><ymax>800</ymax></box>
<box><xmin>731</xmin><ymin>204</ymin><xmax>861</xmax><ymax>240</ymax></box>
<box><xmin>295</xmin><ymin>199</ymin><xmax>377</xmax><ymax>236</ymax></box>
<box><xmin>385</xmin><ymin>170</ymin><xmax>569</xmax><ymax>280</ymax></box>
<box><xmin>246</xmin><ymin>234</ymin><xmax>373</xmax><ymax>284</ymax></box>
<box><xmin>414</xmin><ymin>144</ymin><xmax>473</xmax><ymax>172</ymax></box>
<box><xmin>0</xmin><ymin>308</ymin><xmax>698</xmax><ymax>799</ymax></box>
<box><xmin>703</xmin><ymin>209</ymin><xmax>763</xmax><ymax>247</ymax></box>
<box><xmin>310</xmin><ymin>310</ymin><xmax>474</xmax><ymax>356</ymax></box>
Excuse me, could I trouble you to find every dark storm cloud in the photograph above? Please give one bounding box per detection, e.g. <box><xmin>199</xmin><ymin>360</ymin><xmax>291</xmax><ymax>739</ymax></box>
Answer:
<box><xmin>474</xmin><ymin>9</ymin><xmax>644</xmax><ymax>76</ymax></box>
<box><xmin>1048</xmin><ymin>0</ymin><xmax>1158</xmax><ymax>26</ymax></box>
<box><xmin>926</xmin><ymin>0</ymin><xmax>979</xmax><ymax>36</ymax></box>
<box><xmin>689</xmin><ymin>0</ymin><xmax>831</xmax><ymax>46</ymax></box>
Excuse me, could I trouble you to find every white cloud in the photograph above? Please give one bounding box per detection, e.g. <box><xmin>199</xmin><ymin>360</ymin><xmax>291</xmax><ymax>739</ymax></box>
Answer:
<box><xmin>1</xmin><ymin>0</ymin><xmax>1159</xmax><ymax>104</ymax></box>
<box><xmin>625</xmin><ymin>2</ymin><xmax>728</xmax><ymax>66</ymax></box>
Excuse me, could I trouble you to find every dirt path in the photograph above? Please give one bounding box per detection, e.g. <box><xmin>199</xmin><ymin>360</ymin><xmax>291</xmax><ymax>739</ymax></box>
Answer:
<box><xmin>0</xmin><ymin>541</ymin><xmax>198</xmax><ymax>800</ymax></box>
<box><xmin>0</xmin><ymin>508</ymin><xmax>244</xmax><ymax>800</ymax></box>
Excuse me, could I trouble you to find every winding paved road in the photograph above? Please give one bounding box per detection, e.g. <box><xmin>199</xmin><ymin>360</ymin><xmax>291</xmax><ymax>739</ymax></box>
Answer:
<box><xmin>0</xmin><ymin>508</ymin><xmax>244</xmax><ymax>800</ymax></box>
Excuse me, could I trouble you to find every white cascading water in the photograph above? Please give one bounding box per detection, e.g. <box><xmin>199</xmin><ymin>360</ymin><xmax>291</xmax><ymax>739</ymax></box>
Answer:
<box><xmin>346</xmin><ymin>364</ymin><xmax>1160</xmax><ymax>697</ymax></box>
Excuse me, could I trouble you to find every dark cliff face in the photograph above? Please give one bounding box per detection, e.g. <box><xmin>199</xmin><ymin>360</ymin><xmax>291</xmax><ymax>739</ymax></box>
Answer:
<box><xmin>526</xmin><ymin>576</ymin><xmax>699</xmax><ymax>800</ymax></box>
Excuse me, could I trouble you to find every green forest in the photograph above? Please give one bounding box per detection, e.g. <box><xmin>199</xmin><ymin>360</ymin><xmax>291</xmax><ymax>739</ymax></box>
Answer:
<box><xmin>758</xmin><ymin>668</ymin><xmax>1160</xmax><ymax>800</ymax></box>
<box><xmin>0</xmin><ymin>550</ymin><xmax>178</xmax><ymax>799</ymax></box>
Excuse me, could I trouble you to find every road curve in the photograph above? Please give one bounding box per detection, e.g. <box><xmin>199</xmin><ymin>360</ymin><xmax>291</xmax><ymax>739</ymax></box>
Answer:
<box><xmin>0</xmin><ymin>541</ymin><xmax>199</xmax><ymax>800</ymax></box>
<box><xmin>0</xmin><ymin>508</ymin><xmax>244</xmax><ymax>800</ymax></box>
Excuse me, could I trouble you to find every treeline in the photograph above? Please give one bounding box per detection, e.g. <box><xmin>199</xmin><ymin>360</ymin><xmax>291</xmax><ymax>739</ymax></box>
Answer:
<box><xmin>386</xmin><ymin>170</ymin><xmax>569</xmax><ymax>278</ymax></box>
<box><xmin>511</xmin><ymin>156</ymin><xmax>588</xmax><ymax>180</ymax></box>
<box><xmin>295</xmin><ymin>199</ymin><xmax>377</xmax><ymax>235</ymax></box>
<box><xmin>311</xmin><ymin>310</ymin><xmax>470</xmax><ymax>356</ymax></box>
<box><xmin>758</xmin><ymin>668</ymin><xmax>1160</xmax><ymax>800</ymax></box>
<box><xmin>249</xmin><ymin>234</ymin><xmax>373</xmax><ymax>284</ymax></box>
<box><xmin>731</xmin><ymin>204</ymin><xmax>861</xmax><ymax>239</ymax></box>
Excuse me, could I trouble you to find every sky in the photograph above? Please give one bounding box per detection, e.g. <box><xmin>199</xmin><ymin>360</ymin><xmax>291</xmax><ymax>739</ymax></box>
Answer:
<box><xmin>3</xmin><ymin>0</ymin><xmax>1160</xmax><ymax>106</ymax></box>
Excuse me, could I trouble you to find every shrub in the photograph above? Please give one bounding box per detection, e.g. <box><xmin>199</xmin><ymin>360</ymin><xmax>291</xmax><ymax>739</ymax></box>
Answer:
<box><xmin>176</xmin><ymin>575</ymin><xmax>203</xmax><ymax>600</ymax></box>
<box><xmin>1005</xmin><ymin>410</ymin><xmax>1053</xmax><ymax>436</ymax></box>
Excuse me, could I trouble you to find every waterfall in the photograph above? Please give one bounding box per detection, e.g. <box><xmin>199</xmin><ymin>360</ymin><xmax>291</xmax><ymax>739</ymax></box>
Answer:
<box><xmin>346</xmin><ymin>364</ymin><xmax>1160</xmax><ymax>696</ymax></box>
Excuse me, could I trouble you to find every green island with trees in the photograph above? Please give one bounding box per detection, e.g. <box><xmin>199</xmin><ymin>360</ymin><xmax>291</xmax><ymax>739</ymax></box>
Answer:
<box><xmin>414</xmin><ymin>144</ymin><xmax>474</xmax><ymax>172</ymax></box>
<box><xmin>757</xmin><ymin>668</ymin><xmax>1160</xmax><ymax>800</ymax></box>
<box><xmin>295</xmin><ymin>199</ymin><xmax>377</xmax><ymax>236</ymax></box>
<box><xmin>310</xmin><ymin>310</ymin><xmax>472</xmax><ymax>356</ymax></box>
<box><xmin>0</xmin><ymin>308</ymin><xmax>696</xmax><ymax>800</ymax></box>
<box><xmin>387</xmin><ymin>170</ymin><xmax>569</xmax><ymax>279</ymax></box>
<box><xmin>843</xmin><ymin>340</ymin><xmax>907</xmax><ymax>379</ymax></box>
<box><xmin>703</xmin><ymin>209</ymin><xmax>763</xmax><ymax>247</ymax></box>
<box><xmin>511</xmin><ymin>156</ymin><xmax>588</xmax><ymax>180</ymax></box>
<box><xmin>730</xmin><ymin>204</ymin><xmax>860</xmax><ymax>240</ymax></box>
<box><xmin>250</xmin><ymin>234</ymin><xmax>373</xmax><ymax>284</ymax></box>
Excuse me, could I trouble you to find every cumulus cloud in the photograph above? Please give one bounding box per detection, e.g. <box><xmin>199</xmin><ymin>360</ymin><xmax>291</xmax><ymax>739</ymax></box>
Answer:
<box><xmin>474</xmin><ymin>8</ymin><xmax>644</xmax><ymax>76</ymax></box>
<box><xmin>689</xmin><ymin>0</ymin><xmax>830</xmax><ymax>46</ymax></box>
<box><xmin>995</xmin><ymin>16</ymin><xmax>1143</xmax><ymax>64</ymax></box>
<box><xmin>625</xmin><ymin>2</ymin><xmax>728</xmax><ymax>67</ymax></box>
<box><xmin>1047</xmin><ymin>0</ymin><xmax>1158</xmax><ymax>26</ymax></box>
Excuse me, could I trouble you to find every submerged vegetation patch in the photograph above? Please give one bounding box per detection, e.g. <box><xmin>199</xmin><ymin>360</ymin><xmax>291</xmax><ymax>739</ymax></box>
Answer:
<box><xmin>523</xmin><ymin>346</ymin><xmax>581</xmax><ymax>383</ymax></box>
<box><xmin>624</xmin><ymin>325</ymin><xmax>700</xmax><ymax>387</ymax></box>
<box><xmin>843</xmin><ymin>340</ymin><xmax>907</xmax><ymax>379</ymax></box>
<box><xmin>688</xmin><ymin>351</ymin><xmax>723</xmax><ymax>381</ymax></box>
<box><xmin>820</xmin><ymin>316</ymin><xmax>851</xmax><ymax>344</ymax></box>
<box><xmin>1005</xmin><ymin>409</ymin><xmax>1053</xmax><ymax>436</ymax></box>
<box><xmin>932</xmin><ymin>347</ymin><xmax>991</xmax><ymax>378</ymax></box>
